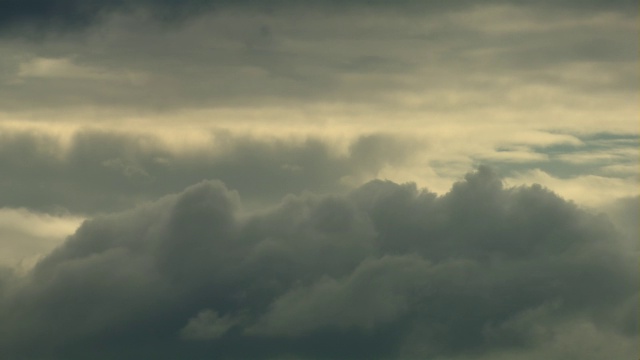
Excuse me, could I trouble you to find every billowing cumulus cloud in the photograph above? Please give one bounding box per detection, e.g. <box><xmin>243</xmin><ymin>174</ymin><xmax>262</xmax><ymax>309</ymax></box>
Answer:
<box><xmin>0</xmin><ymin>168</ymin><xmax>636</xmax><ymax>359</ymax></box>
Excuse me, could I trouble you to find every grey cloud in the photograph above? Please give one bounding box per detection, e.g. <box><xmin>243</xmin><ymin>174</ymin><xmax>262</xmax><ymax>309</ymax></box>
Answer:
<box><xmin>601</xmin><ymin>195</ymin><xmax>639</xmax><ymax>253</ymax></box>
<box><xmin>0</xmin><ymin>129</ymin><xmax>412</xmax><ymax>215</ymax></box>
<box><xmin>0</xmin><ymin>167</ymin><xmax>636</xmax><ymax>359</ymax></box>
<box><xmin>474</xmin><ymin>132</ymin><xmax>639</xmax><ymax>181</ymax></box>
<box><xmin>181</xmin><ymin>309</ymin><xmax>245</xmax><ymax>340</ymax></box>
<box><xmin>0</xmin><ymin>4</ymin><xmax>635</xmax><ymax>113</ymax></box>
<box><xmin>2</xmin><ymin>0</ymin><xmax>636</xmax><ymax>36</ymax></box>
<box><xmin>246</xmin><ymin>255</ymin><xmax>430</xmax><ymax>336</ymax></box>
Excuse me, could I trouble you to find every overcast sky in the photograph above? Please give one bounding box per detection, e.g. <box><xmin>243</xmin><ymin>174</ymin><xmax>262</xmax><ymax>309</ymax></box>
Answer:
<box><xmin>0</xmin><ymin>1</ymin><xmax>638</xmax><ymax>359</ymax></box>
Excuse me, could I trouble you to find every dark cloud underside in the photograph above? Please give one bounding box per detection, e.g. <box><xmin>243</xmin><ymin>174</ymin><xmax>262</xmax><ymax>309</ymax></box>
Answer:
<box><xmin>0</xmin><ymin>168</ymin><xmax>636</xmax><ymax>359</ymax></box>
<box><xmin>2</xmin><ymin>0</ymin><xmax>636</xmax><ymax>35</ymax></box>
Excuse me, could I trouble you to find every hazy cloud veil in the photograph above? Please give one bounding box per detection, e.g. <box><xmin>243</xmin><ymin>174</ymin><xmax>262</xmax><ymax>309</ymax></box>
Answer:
<box><xmin>0</xmin><ymin>0</ymin><xmax>637</xmax><ymax>359</ymax></box>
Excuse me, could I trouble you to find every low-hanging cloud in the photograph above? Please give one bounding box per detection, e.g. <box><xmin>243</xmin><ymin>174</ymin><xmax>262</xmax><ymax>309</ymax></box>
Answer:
<box><xmin>0</xmin><ymin>129</ymin><xmax>413</xmax><ymax>214</ymax></box>
<box><xmin>2</xmin><ymin>0</ymin><xmax>636</xmax><ymax>36</ymax></box>
<box><xmin>0</xmin><ymin>167</ymin><xmax>636</xmax><ymax>359</ymax></box>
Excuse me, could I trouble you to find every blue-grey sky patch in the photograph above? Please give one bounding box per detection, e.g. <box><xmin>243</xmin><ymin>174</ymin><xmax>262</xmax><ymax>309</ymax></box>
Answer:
<box><xmin>476</xmin><ymin>132</ymin><xmax>639</xmax><ymax>180</ymax></box>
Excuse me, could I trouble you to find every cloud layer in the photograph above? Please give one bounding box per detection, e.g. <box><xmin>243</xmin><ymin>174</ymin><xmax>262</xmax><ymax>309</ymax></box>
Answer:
<box><xmin>3</xmin><ymin>0</ymin><xmax>636</xmax><ymax>35</ymax></box>
<box><xmin>2</xmin><ymin>2</ymin><xmax>636</xmax><ymax>120</ymax></box>
<box><xmin>0</xmin><ymin>168</ymin><xmax>636</xmax><ymax>359</ymax></box>
<box><xmin>0</xmin><ymin>129</ymin><xmax>413</xmax><ymax>214</ymax></box>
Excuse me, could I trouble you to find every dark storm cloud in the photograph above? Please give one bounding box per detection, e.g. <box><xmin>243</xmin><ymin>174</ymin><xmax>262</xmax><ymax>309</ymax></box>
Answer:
<box><xmin>1</xmin><ymin>0</ymin><xmax>636</xmax><ymax>36</ymax></box>
<box><xmin>0</xmin><ymin>129</ymin><xmax>413</xmax><ymax>214</ymax></box>
<box><xmin>0</xmin><ymin>8</ymin><xmax>633</xmax><ymax>116</ymax></box>
<box><xmin>0</xmin><ymin>167</ymin><xmax>636</xmax><ymax>359</ymax></box>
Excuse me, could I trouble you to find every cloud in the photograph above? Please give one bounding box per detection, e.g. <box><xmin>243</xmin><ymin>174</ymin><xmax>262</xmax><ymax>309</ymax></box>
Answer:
<box><xmin>181</xmin><ymin>309</ymin><xmax>244</xmax><ymax>340</ymax></box>
<box><xmin>0</xmin><ymin>2</ymin><xmax>635</xmax><ymax>116</ymax></box>
<box><xmin>13</xmin><ymin>56</ymin><xmax>149</xmax><ymax>85</ymax></box>
<box><xmin>505</xmin><ymin>169</ymin><xmax>638</xmax><ymax>207</ymax></box>
<box><xmin>17</xmin><ymin>57</ymin><xmax>106</xmax><ymax>79</ymax></box>
<box><xmin>0</xmin><ymin>1</ymin><xmax>635</xmax><ymax>358</ymax></box>
<box><xmin>431</xmin><ymin>319</ymin><xmax>639</xmax><ymax>360</ymax></box>
<box><xmin>0</xmin><ymin>129</ymin><xmax>415</xmax><ymax>215</ymax></box>
<box><xmin>0</xmin><ymin>126</ymin><xmax>635</xmax><ymax>217</ymax></box>
<box><xmin>600</xmin><ymin>195</ymin><xmax>639</xmax><ymax>254</ymax></box>
<box><xmin>0</xmin><ymin>167</ymin><xmax>636</xmax><ymax>359</ymax></box>
<box><xmin>246</xmin><ymin>255</ymin><xmax>430</xmax><ymax>336</ymax></box>
<box><xmin>1</xmin><ymin>0</ymin><xmax>636</xmax><ymax>36</ymax></box>
<box><xmin>0</xmin><ymin>208</ymin><xmax>83</xmax><ymax>271</ymax></box>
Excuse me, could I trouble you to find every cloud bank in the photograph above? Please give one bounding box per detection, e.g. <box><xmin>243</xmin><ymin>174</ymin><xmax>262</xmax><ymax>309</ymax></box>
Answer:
<box><xmin>0</xmin><ymin>129</ymin><xmax>413</xmax><ymax>214</ymax></box>
<box><xmin>3</xmin><ymin>0</ymin><xmax>636</xmax><ymax>35</ymax></box>
<box><xmin>0</xmin><ymin>0</ymin><xmax>636</xmax><ymax>358</ymax></box>
<box><xmin>0</xmin><ymin>167</ymin><xmax>636</xmax><ymax>359</ymax></box>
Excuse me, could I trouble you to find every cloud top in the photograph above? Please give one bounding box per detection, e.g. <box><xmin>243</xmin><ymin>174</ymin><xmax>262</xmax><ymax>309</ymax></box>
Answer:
<box><xmin>0</xmin><ymin>167</ymin><xmax>636</xmax><ymax>359</ymax></box>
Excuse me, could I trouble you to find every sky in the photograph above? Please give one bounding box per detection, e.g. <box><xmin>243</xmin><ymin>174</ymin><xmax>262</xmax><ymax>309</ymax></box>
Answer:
<box><xmin>0</xmin><ymin>0</ymin><xmax>638</xmax><ymax>359</ymax></box>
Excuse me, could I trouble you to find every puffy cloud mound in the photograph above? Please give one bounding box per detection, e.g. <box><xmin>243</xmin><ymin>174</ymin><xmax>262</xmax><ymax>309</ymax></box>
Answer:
<box><xmin>0</xmin><ymin>167</ymin><xmax>636</xmax><ymax>359</ymax></box>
